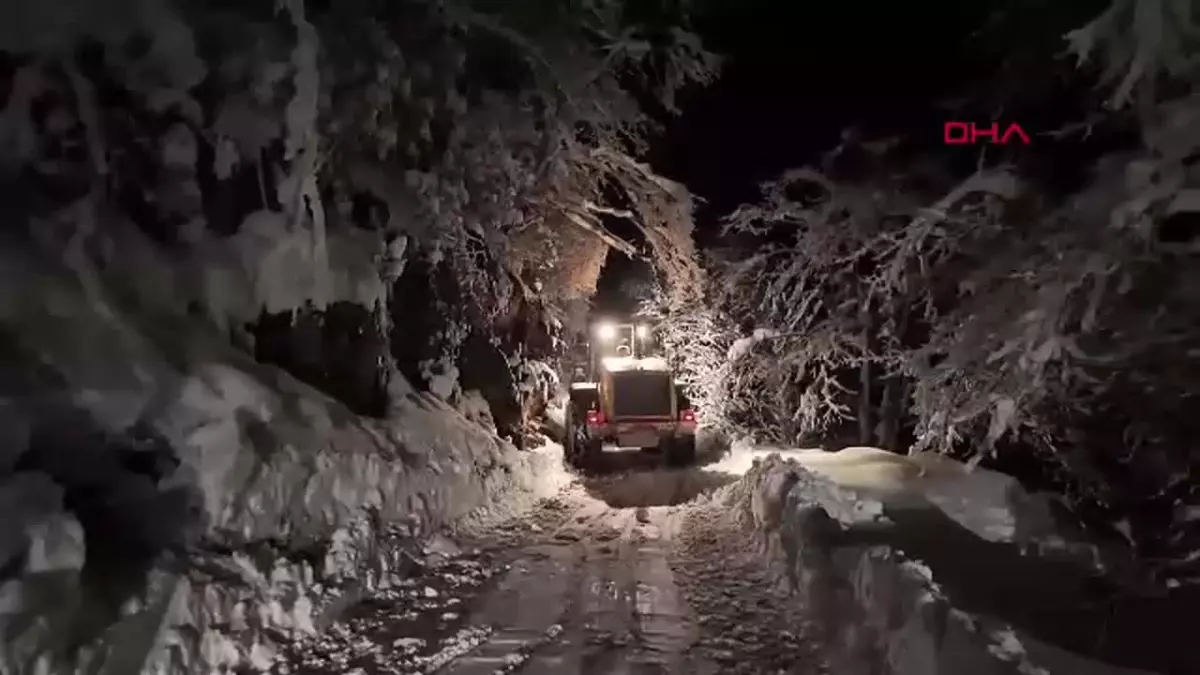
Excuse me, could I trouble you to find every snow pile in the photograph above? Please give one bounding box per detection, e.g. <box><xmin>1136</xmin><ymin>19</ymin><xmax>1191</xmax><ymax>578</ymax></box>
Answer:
<box><xmin>0</xmin><ymin>247</ymin><xmax>565</xmax><ymax>675</ymax></box>
<box><xmin>714</xmin><ymin>443</ymin><xmax>1115</xmax><ymax>573</ymax></box>
<box><xmin>457</xmin><ymin>389</ymin><xmax>497</xmax><ymax>431</ymax></box>
<box><xmin>745</xmin><ymin>451</ymin><xmax>888</xmax><ymax>528</ymax></box>
<box><xmin>540</xmin><ymin>398</ymin><xmax>568</xmax><ymax>445</ymax></box>
<box><xmin>738</xmin><ymin>454</ymin><xmax>1158</xmax><ymax>675</ymax></box>
<box><xmin>543</xmin><ymin>401</ymin><xmax>566</xmax><ymax>430</ymax></box>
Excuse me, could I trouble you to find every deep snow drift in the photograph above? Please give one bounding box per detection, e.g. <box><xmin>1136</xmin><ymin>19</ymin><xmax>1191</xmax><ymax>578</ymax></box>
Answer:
<box><xmin>734</xmin><ymin>449</ymin><xmax>1196</xmax><ymax>675</ymax></box>
<box><xmin>0</xmin><ymin>239</ymin><xmax>569</xmax><ymax>675</ymax></box>
<box><xmin>711</xmin><ymin>443</ymin><xmax>1097</xmax><ymax>554</ymax></box>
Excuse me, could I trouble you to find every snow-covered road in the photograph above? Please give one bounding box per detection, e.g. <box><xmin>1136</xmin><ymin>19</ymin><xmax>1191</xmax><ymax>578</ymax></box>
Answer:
<box><xmin>271</xmin><ymin>455</ymin><xmax>824</xmax><ymax>675</ymax></box>
<box><xmin>259</xmin><ymin>441</ymin><xmax>1192</xmax><ymax>675</ymax></box>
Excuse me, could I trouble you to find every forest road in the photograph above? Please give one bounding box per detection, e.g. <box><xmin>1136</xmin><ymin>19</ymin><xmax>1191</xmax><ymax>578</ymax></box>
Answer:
<box><xmin>275</xmin><ymin>450</ymin><xmax>826</xmax><ymax>675</ymax></box>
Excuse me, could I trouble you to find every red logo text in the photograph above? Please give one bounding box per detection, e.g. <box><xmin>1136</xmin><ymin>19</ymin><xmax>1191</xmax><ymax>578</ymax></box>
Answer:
<box><xmin>943</xmin><ymin>122</ymin><xmax>1031</xmax><ymax>145</ymax></box>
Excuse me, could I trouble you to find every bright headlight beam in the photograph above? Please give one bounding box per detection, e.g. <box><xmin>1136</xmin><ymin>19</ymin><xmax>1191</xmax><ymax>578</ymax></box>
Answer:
<box><xmin>596</xmin><ymin>323</ymin><xmax>616</xmax><ymax>341</ymax></box>
<box><xmin>635</xmin><ymin>324</ymin><xmax>649</xmax><ymax>338</ymax></box>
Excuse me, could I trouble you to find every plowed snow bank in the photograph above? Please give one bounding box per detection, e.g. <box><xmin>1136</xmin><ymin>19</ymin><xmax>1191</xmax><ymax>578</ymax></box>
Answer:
<box><xmin>738</xmin><ymin>455</ymin><xmax>1161</xmax><ymax>675</ymax></box>
<box><xmin>713</xmin><ymin>442</ymin><xmax>1117</xmax><ymax>570</ymax></box>
<box><xmin>0</xmin><ymin>250</ymin><xmax>568</xmax><ymax>675</ymax></box>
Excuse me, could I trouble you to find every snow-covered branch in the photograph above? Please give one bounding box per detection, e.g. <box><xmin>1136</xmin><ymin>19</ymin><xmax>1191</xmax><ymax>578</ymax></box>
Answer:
<box><xmin>707</xmin><ymin>9</ymin><xmax>1200</xmax><ymax>581</ymax></box>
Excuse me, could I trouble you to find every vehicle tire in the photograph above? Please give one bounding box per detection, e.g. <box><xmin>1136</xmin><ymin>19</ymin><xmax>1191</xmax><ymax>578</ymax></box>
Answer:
<box><xmin>579</xmin><ymin>438</ymin><xmax>603</xmax><ymax>470</ymax></box>
<box><xmin>564</xmin><ymin>403</ymin><xmax>601</xmax><ymax>470</ymax></box>
<box><xmin>665</xmin><ymin>435</ymin><xmax>696</xmax><ymax>467</ymax></box>
<box><xmin>563</xmin><ymin>403</ymin><xmax>580</xmax><ymax>465</ymax></box>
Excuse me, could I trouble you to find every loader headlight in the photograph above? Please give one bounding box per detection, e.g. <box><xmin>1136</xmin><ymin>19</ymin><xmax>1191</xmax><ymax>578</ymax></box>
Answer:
<box><xmin>635</xmin><ymin>324</ymin><xmax>649</xmax><ymax>339</ymax></box>
<box><xmin>596</xmin><ymin>322</ymin><xmax>616</xmax><ymax>341</ymax></box>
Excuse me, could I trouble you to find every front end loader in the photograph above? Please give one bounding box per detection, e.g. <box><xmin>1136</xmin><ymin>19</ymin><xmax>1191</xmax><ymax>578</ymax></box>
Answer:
<box><xmin>564</xmin><ymin>320</ymin><xmax>697</xmax><ymax>469</ymax></box>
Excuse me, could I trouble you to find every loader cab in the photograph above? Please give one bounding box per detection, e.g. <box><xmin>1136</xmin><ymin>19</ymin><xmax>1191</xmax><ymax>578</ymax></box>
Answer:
<box><xmin>591</xmin><ymin>321</ymin><xmax>662</xmax><ymax>362</ymax></box>
<box><xmin>594</xmin><ymin>322</ymin><xmax>637</xmax><ymax>356</ymax></box>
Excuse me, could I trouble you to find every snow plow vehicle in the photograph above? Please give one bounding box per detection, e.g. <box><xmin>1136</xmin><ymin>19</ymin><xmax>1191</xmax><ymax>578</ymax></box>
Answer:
<box><xmin>563</xmin><ymin>320</ymin><xmax>697</xmax><ymax>469</ymax></box>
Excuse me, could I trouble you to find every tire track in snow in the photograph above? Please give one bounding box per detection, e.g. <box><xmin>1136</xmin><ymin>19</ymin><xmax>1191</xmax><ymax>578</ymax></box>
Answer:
<box><xmin>274</xmin><ymin>463</ymin><xmax>818</xmax><ymax>675</ymax></box>
<box><xmin>437</xmin><ymin>542</ymin><xmax>581</xmax><ymax>675</ymax></box>
<box><xmin>436</xmin><ymin>491</ymin><xmax>712</xmax><ymax>675</ymax></box>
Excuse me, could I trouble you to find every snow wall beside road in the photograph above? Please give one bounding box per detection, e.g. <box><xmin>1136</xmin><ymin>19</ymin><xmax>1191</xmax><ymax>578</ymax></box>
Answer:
<box><xmin>0</xmin><ymin>247</ymin><xmax>569</xmax><ymax>675</ymax></box>
<box><xmin>742</xmin><ymin>455</ymin><xmax>1158</xmax><ymax>675</ymax></box>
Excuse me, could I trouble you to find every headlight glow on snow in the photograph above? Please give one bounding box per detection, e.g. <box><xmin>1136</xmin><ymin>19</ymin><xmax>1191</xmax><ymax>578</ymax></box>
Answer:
<box><xmin>596</xmin><ymin>322</ymin><xmax>616</xmax><ymax>341</ymax></box>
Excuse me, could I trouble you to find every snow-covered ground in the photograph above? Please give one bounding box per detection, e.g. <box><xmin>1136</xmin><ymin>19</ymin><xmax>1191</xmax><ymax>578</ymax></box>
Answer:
<box><xmin>250</xmin><ymin>440</ymin><xmax>1166</xmax><ymax>675</ymax></box>
<box><xmin>739</xmin><ymin>451</ymin><xmax>1185</xmax><ymax>675</ymax></box>
<box><xmin>267</xmin><ymin>453</ymin><xmax>823</xmax><ymax>675</ymax></box>
<box><xmin>0</xmin><ymin>236</ymin><xmax>571</xmax><ymax>675</ymax></box>
<box><xmin>707</xmin><ymin>440</ymin><xmax>1094</xmax><ymax>555</ymax></box>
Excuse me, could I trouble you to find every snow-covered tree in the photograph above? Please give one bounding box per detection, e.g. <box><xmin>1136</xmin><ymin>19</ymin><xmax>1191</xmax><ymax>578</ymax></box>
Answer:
<box><xmin>0</xmin><ymin>0</ymin><xmax>717</xmax><ymax>436</ymax></box>
<box><xmin>640</xmin><ymin>274</ymin><xmax>737</xmax><ymax>430</ymax></box>
<box><xmin>697</xmin><ymin>0</ymin><xmax>1200</xmax><ymax>588</ymax></box>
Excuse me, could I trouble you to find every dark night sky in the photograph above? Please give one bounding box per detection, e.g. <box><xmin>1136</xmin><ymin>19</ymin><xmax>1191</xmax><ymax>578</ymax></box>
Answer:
<box><xmin>652</xmin><ymin>0</ymin><xmax>998</xmax><ymax>220</ymax></box>
<box><xmin>594</xmin><ymin>0</ymin><xmax>1109</xmax><ymax>313</ymax></box>
<box><xmin>652</xmin><ymin>0</ymin><xmax>1111</xmax><ymax>219</ymax></box>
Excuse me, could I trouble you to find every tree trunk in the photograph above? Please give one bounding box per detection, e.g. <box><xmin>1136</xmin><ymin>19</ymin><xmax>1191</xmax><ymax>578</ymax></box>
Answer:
<box><xmin>879</xmin><ymin>378</ymin><xmax>904</xmax><ymax>451</ymax></box>
<box><xmin>858</xmin><ymin>292</ymin><xmax>875</xmax><ymax>446</ymax></box>
<box><xmin>879</xmin><ymin>303</ymin><xmax>910</xmax><ymax>451</ymax></box>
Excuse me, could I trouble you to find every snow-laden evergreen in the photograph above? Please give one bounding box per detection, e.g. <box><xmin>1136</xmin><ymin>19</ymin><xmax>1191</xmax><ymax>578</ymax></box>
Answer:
<box><xmin>0</xmin><ymin>0</ymin><xmax>715</xmax><ymax>672</ymax></box>
<box><xmin>652</xmin><ymin>0</ymin><xmax>1200</xmax><ymax>590</ymax></box>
